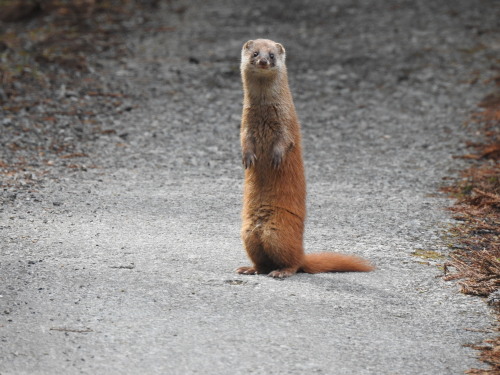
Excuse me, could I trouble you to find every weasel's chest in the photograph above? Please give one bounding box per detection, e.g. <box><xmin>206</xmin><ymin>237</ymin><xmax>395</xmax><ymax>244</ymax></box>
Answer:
<box><xmin>246</xmin><ymin>109</ymin><xmax>285</xmax><ymax>143</ymax></box>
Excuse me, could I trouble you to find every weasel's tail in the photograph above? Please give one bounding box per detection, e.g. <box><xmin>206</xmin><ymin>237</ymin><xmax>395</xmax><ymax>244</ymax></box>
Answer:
<box><xmin>301</xmin><ymin>252</ymin><xmax>374</xmax><ymax>273</ymax></box>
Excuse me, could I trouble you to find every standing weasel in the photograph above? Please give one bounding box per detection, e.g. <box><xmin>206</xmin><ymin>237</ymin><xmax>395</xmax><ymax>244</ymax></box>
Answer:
<box><xmin>237</xmin><ymin>39</ymin><xmax>374</xmax><ymax>278</ymax></box>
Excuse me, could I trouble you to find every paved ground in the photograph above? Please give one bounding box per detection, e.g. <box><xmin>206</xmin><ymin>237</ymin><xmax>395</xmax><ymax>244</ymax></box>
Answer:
<box><xmin>1</xmin><ymin>0</ymin><xmax>499</xmax><ymax>374</ymax></box>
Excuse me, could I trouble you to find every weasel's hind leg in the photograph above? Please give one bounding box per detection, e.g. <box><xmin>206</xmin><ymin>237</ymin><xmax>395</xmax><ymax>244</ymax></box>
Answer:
<box><xmin>238</xmin><ymin>226</ymin><xmax>277</xmax><ymax>275</ymax></box>
<box><xmin>236</xmin><ymin>266</ymin><xmax>258</xmax><ymax>275</ymax></box>
<box><xmin>260</xmin><ymin>214</ymin><xmax>305</xmax><ymax>278</ymax></box>
<box><xmin>268</xmin><ymin>267</ymin><xmax>299</xmax><ymax>278</ymax></box>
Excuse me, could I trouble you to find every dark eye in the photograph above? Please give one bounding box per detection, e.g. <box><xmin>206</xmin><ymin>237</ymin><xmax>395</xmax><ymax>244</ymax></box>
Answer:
<box><xmin>269</xmin><ymin>53</ymin><xmax>274</xmax><ymax>59</ymax></box>
<box><xmin>253</xmin><ymin>52</ymin><xmax>259</xmax><ymax>57</ymax></box>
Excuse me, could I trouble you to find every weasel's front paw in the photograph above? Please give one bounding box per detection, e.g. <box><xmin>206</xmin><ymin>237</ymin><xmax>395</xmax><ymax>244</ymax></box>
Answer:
<box><xmin>242</xmin><ymin>152</ymin><xmax>257</xmax><ymax>169</ymax></box>
<box><xmin>272</xmin><ymin>149</ymin><xmax>284</xmax><ymax>169</ymax></box>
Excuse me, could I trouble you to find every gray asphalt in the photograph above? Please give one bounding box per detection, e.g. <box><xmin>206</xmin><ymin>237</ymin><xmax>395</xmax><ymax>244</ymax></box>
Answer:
<box><xmin>1</xmin><ymin>0</ymin><xmax>499</xmax><ymax>374</ymax></box>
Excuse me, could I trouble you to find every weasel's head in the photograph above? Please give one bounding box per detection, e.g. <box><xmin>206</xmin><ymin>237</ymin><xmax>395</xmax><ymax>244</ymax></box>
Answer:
<box><xmin>241</xmin><ymin>39</ymin><xmax>286</xmax><ymax>76</ymax></box>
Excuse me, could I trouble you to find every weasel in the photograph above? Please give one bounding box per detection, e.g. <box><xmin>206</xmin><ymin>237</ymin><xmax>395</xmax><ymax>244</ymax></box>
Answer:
<box><xmin>237</xmin><ymin>39</ymin><xmax>374</xmax><ymax>278</ymax></box>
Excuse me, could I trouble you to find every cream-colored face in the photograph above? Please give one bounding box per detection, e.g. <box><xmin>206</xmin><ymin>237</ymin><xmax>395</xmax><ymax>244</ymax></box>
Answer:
<box><xmin>241</xmin><ymin>39</ymin><xmax>286</xmax><ymax>74</ymax></box>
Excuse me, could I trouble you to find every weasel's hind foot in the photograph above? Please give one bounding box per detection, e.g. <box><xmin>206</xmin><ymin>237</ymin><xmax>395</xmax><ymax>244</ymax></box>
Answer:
<box><xmin>268</xmin><ymin>268</ymin><xmax>297</xmax><ymax>279</ymax></box>
<box><xmin>236</xmin><ymin>266</ymin><xmax>258</xmax><ymax>275</ymax></box>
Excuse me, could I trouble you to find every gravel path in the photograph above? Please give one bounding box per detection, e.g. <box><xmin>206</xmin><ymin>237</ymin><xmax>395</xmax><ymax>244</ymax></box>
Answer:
<box><xmin>1</xmin><ymin>1</ymin><xmax>499</xmax><ymax>374</ymax></box>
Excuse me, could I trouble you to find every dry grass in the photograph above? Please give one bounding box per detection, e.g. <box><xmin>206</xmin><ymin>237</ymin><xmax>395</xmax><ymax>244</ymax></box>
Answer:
<box><xmin>466</xmin><ymin>336</ymin><xmax>500</xmax><ymax>375</ymax></box>
<box><xmin>443</xmin><ymin>116</ymin><xmax>500</xmax><ymax>299</ymax></box>
<box><xmin>442</xmin><ymin>72</ymin><xmax>500</xmax><ymax>374</ymax></box>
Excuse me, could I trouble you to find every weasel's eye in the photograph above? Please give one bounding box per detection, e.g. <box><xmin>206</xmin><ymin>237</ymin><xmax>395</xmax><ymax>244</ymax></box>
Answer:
<box><xmin>269</xmin><ymin>53</ymin><xmax>274</xmax><ymax>59</ymax></box>
<box><xmin>253</xmin><ymin>52</ymin><xmax>259</xmax><ymax>57</ymax></box>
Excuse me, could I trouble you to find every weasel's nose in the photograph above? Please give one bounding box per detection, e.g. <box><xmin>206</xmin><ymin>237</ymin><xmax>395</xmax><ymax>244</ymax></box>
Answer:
<box><xmin>257</xmin><ymin>59</ymin><xmax>269</xmax><ymax>68</ymax></box>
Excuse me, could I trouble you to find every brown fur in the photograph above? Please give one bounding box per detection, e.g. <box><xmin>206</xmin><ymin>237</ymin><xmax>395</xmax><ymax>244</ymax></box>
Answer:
<box><xmin>237</xmin><ymin>39</ymin><xmax>374</xmax><ymax>278</ymax></box>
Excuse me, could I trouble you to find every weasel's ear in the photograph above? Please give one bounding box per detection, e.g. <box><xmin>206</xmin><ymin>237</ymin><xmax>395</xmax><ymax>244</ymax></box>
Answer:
<box><xmin>276</xmin><ymin>43</ymin><xmax>285</xmax><ymax>55</ymax></box>
<box><xmin>243</xmin><ymin>40</ymin><xmax>254</xmax><ymax>50</ymax></box>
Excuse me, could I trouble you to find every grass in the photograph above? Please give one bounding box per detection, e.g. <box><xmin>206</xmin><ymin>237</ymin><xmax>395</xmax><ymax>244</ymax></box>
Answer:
<box><xmin>442</xmin><ymin>71</ymin><xmax>500</xmax><ymax>374</ymax></box>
